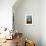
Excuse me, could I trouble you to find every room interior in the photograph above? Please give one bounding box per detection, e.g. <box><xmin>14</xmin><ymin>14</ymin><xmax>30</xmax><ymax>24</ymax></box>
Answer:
<box><xmin>0</xmin><ymin>0</ymin><xmax>46</xmax><ymax>46</ymax></box>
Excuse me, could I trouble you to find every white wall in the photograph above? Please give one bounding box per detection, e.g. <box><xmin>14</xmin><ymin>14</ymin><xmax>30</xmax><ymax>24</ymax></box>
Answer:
<box><xmin>41</xmin><ymin>0</ymin><xmax>46</xmax><ymax>46</ymax></box>
<box><xmin>0</xmin><ymin>0</ymin><xmax>16</xmax><ymax>30</ymax></box>
<box><xmin>13</xmin><ymin>0</ymin><xmax>41</xmax><ymax>46</ymax></box>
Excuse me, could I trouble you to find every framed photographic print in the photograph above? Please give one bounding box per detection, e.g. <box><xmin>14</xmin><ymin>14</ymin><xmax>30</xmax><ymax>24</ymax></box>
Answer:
<box><xmin>25</xmin><ymin>15</ymin><xmax>33</xmax><ymax>25</ymax></box>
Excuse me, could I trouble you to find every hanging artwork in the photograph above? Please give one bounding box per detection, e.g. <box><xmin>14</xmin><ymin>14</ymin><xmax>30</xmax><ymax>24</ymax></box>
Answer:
<box><xmin>25</xmin><ymin>15</ymin><xmax>33</xmax><ymax>25</ymax></box>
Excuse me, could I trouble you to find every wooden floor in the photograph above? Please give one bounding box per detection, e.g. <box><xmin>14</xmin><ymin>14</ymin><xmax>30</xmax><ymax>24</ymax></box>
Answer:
<box><xmin>0</xmin><ymin>39</ymin><xmax>16</xmax><ymax>46</ymax></box>
<box><xmin>0</xmin><ymin>39</ymin><xmax>24</xmax><ymax>46</ymax></box>
<box><xmin>0</xmin><ymin>33</ymin><xmax>23</xmax><ymax>46</ymax></box>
